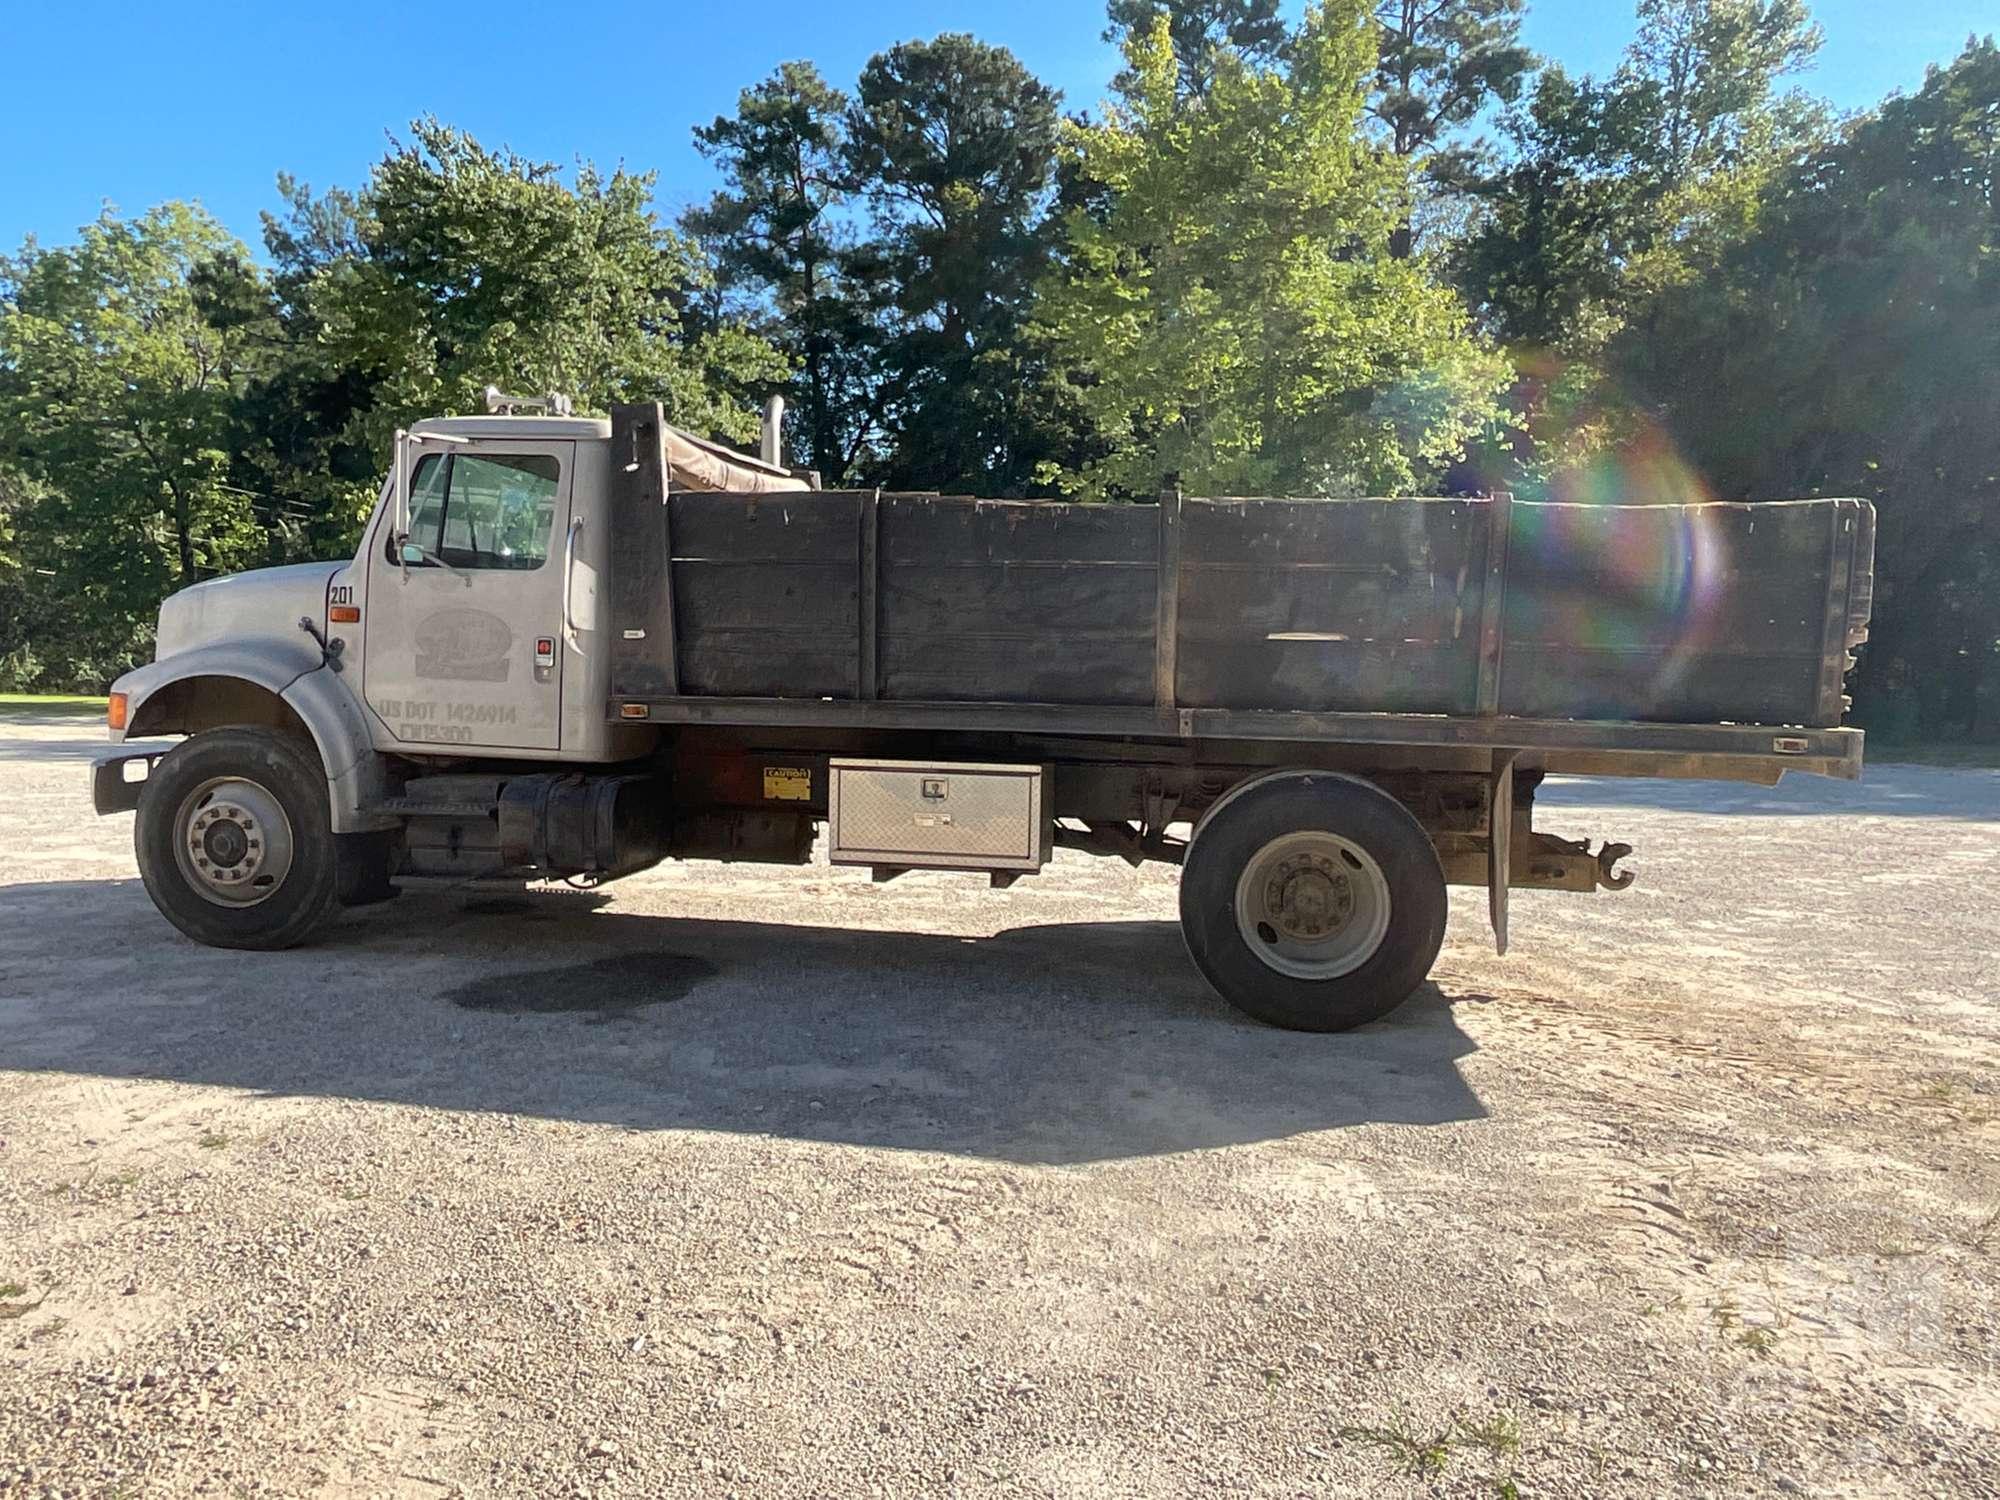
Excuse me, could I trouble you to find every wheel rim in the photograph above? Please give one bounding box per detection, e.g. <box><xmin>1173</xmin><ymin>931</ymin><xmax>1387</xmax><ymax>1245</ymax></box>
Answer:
<box><xmin>171</xmin><ymin>776</ymin><xmax>295</xmax><ymax>908</ymax></box>
<box><xmin>1232</xmin><ymin>830</ymin><xmax>1392</xmax><ymax>980</ymax></box>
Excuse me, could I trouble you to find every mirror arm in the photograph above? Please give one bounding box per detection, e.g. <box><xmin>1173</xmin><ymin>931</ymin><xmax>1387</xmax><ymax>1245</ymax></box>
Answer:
<box><xmin>393</xmin><ymin>429</ymin><xmax>410</xmax><ymax>582</ymax></box>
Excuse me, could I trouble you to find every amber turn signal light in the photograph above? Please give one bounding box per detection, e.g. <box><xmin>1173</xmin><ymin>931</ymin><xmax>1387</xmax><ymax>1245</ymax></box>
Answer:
<box><xmin>106</xmin><ymin>692</ymin><xmax>128</xmax><ymax>731</ymax></box>
<box><xmin>329</xmin><ymin>605</ymin><xmax>361</xmax><ymax>624</ymax></box>
<box><xmin>619</xmin><ymin>703</ymin><xmax>650</xmax><ymax>719</ymax></box>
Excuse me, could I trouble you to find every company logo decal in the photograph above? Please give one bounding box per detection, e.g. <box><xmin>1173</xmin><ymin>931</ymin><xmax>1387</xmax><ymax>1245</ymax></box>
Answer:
<box><xmin>415</xmin><ymin>608</ymin><xmax>512</xmax><ymax>682</ymax></box>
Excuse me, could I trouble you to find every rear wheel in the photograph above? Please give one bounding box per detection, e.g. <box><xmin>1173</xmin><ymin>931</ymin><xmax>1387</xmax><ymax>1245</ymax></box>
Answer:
<box><xmin>135</xmin><ymin>727</ymin><xmax>341</xmax><ymax>950</ymax></box>
<box><xmin>1179</xmin><ymin>771</ymin><xmax>1446</xmax><ymax>1031</ymax></box>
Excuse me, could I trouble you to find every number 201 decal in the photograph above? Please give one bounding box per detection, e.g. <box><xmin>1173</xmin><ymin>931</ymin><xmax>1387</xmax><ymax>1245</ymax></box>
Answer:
<box><xmin>329</xmin><ymin>583</ymin><xmax>356</xmax><ymax>607</ymax></box>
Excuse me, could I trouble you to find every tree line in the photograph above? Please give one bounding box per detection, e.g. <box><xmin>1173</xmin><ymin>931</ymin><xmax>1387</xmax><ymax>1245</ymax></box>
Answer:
<box><xmin>0</xmin><ymin>0</ymin><xmax>1994</xmax><ymax>741</ymax></box>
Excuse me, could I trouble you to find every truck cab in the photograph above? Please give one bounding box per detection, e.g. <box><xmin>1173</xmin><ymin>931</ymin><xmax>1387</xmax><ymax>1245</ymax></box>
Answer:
<box><xmin>90</xmin><ymin>399</ymin><xmax>795</xmax><ymax>952</ymax></box>
<box><xmin>331</xmin><ymin>413</ymin><xmax>642</xmax><ymax>764</ymax></box>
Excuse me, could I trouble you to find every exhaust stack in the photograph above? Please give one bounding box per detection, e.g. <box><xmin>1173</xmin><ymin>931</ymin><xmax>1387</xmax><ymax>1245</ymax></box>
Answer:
<box><xmin>760</xmin><ymin>395</ymin><xmax>785</xmax><ymax>468</ymax></box>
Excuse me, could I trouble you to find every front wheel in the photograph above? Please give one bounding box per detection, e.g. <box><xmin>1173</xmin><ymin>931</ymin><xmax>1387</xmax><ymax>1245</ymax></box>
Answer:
<box><xmin>135</xmin><ymin>727</ymin><xmax>341</xmax><ymax>950</ymax></box>
<box><xmin>1179</xmin><ymin>771</ymin><xmax>1447</xmax><ymax>1032</ymax></box>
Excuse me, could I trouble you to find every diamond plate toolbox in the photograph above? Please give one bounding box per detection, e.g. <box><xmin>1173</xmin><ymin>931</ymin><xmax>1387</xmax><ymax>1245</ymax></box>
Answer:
<box><xmin>828</xmin><ymin>759</ymin><xmax>1051</xmax><ymax>871</ymax></box>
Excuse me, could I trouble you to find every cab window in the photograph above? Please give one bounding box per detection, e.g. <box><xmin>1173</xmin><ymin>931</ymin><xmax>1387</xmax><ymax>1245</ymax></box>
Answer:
<box><xmin>391</xmin><ymin>452</ymin><xmax>560</xmax><ymax>571</ymax></box>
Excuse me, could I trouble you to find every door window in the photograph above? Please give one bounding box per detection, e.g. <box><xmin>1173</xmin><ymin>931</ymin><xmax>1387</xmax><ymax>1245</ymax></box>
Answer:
<box><xmin>392</xmin><ymin>452</ymin><xmax>561</xmax><ymax>571</ymax></box>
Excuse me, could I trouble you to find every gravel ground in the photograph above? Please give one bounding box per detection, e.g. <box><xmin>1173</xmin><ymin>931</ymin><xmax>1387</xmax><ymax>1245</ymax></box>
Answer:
<box><xmin>1</xmin><ymin>709</ymin><xmax>1996</xmax><ymax>1499</ymax></box>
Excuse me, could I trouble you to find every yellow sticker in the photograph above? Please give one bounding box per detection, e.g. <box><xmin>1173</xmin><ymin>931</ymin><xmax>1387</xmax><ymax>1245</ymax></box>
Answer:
<box><xmin>763</xmin><ymin>766</ymin><xmax>811</xmax><ymax>801</ymax></box>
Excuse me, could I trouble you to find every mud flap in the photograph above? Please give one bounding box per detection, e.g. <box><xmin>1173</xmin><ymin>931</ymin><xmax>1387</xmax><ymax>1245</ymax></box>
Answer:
<box><xmin>1489</xmin><ymin>750</ymin><xmax>1518</xmax><ymax>955</ymax></box>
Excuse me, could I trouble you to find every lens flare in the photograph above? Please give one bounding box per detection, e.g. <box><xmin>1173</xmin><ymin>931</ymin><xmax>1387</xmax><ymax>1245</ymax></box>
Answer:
<box><xmin>1508</xmin><ymin>402</ymin><xmax>1734</xmax><ymax>719</ymax></box>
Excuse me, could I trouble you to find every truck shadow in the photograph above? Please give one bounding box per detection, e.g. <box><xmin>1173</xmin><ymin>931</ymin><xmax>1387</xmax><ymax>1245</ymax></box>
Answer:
<box><xmin>0</xmin><ymin>879</ymin><xmax>1488</xmax><ymax>1166</ymax></box>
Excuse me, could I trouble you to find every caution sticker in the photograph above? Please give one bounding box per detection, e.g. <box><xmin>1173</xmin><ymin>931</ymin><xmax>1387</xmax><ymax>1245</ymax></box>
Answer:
<box><xmin>763</xmin><ymin>766</ymin><xmax>812</xmax><ymax>801</ymax></box>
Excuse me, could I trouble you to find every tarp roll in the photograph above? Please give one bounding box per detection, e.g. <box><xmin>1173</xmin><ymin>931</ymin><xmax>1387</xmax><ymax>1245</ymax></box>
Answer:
<box><xmin>664</xmin><ymin>425</ymin><xmax>812</xmax><ymax>493</ymax></box>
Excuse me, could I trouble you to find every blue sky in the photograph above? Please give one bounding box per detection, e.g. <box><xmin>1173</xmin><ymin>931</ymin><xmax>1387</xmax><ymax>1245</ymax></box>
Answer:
<box><xmin>1</xmin><ymin>0</ymin><xmax>1991</xmax><ymax>253</ymax></box>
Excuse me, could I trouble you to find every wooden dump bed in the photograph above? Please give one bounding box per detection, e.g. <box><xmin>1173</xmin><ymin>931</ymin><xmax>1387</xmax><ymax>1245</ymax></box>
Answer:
<box><xmin>603</xmin><ymin>404</ymin><xmax>1874</xmax><ymax>776</ymax></box>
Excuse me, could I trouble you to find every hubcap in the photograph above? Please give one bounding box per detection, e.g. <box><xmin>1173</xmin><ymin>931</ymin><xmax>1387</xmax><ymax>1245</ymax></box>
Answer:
<box><xmin>173</xmin><ymin>777</ymin><xmax>295</xmax><ymax>908</ymax></box>
<box><xmin>1234</xmin><ymin>831</ymin><xmax>1391</xmax><ymax>980</ymax></box>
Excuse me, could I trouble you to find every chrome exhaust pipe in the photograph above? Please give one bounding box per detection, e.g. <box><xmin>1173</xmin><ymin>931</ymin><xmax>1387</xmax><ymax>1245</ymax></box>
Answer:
<box><xmin>760</xmin><ymin>395</ymin><xmax>785</xmax><ymax>468</ymax></box>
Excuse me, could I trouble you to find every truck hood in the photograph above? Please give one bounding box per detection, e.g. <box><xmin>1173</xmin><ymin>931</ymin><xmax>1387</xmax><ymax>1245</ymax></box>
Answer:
<box><xmin>155</xmin><ymin>562</ymin><xmax>344</xmax><ymax>662</ymax></box>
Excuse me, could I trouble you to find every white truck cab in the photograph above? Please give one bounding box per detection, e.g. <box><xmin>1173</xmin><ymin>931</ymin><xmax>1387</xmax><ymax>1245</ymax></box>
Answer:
<box><xmin>91</xmin><ymin>397</ymin><xmax>800</xmax><ymax>952</ymax></box>
<box><xmin>100</xmin><ymin>402</ymin><xmax>793</xmax><ymax>803</ymax></box>
<box><xmin>334</xmin><ymin>413</ymin><xmax>642</xmax><ymax>765</ymax></box>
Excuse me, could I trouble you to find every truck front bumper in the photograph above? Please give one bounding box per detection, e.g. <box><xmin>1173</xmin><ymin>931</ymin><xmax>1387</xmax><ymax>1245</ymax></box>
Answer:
<box><xmin>92</xmin><ymin>749</ymin><xmax>168</xmax><ymax>814</ymax></box>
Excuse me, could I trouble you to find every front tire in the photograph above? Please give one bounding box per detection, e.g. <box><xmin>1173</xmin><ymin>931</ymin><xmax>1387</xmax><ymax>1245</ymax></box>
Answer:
<box><xmin>135</xmin><ymin>727</ymin><xmax>341</xmax><ymax>950</ymax></box>
<box><xmin>1179</xmin><ymin>771</ymin><xmax>1447</xmax><ymax>1032</ymax></box>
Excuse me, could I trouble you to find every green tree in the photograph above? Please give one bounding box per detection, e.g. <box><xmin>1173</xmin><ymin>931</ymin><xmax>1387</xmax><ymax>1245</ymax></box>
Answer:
<box><xmin>1620</xmin><ymin>38</ymin><xmax>2000</xmax><ymax>739</ymax></box>
<box><xmin>1036</xmin><ymin>2</ymin><xmax>1509</xmax><ymax>499</ymax></box>
<box><xmin>1456</xmin><ymin>67</ymin><xmax>1657</xmax><ymax>349</ymax></box>
<box><xmin>279</xmin><ymin>119</ymin><xmax>783</xmax><ymax>460</ymax></box>
<box><xmin>228</xmin><ymin>175</ymin><xmax>386</xmax><ymax>558</ymax></box>
<box><xmin>685</xmin><ymin>62</ymin><xmax>886</xmax><ymax>482</ymax></box>
<box><xmin>0</xmin><ymin>465</ymin><xmax>47</xmax><ymax>690</ymax></box>
<box><xmin>846</xmin><ymin>35</ymin><xmax>1078</xmax><ymax>493</ymax></box>
<box><xmin>1104</xmin><ymin>0</ymin><xmax>1290</xmax><ymax>102</ymax></box>
<box><xmin>1624</xmin><ymin>0</ymin><xmax>1821</xmax><ymax>192</ymax></box>
<box><xmin>1451</xmin><ymin>1</ymin><xmax>1828</xmax><ymax>498</ymax></box>
<box><xmin>0</xmin><ymin>204</ymin><xmax>270</xmax><ymax>679</ymax></box>
<box><xmin>1370</xmin><ymin>1</ymin><xmax>1535</xmax><ymax>256</ymax></box>
<box><xmin>1615</xmin><ymin>0</ymin><xmax>1827</xmax><ymax>317</ymax></box>
<box><xmin>1460</xmin><ymin>1</ymin><xmax>1822</xmax><ymax>348</ymax></box>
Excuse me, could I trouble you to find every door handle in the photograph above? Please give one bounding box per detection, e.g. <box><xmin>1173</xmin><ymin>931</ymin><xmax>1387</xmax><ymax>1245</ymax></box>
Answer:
<box><xmin>562</xmin><ymin>515</ymin><xmax>584</xmax><ymax>648</ymax></box>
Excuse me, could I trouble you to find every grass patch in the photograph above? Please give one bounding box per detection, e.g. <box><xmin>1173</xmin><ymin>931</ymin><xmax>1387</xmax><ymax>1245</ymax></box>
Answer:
<box><xmin>1338</xmin><ymin>1407</ymin><xmax>1522</xmax><ymax>1484</ymax></box>
<box><xmin>0</xmin><ymin>1281</ymin><xmax>26</xmax><ymax>1299</ymax></box>
<box><xmin>1910</xmin><ymin>1077</ymin><xmax>2000</xmax><ymax>1133</ymax></box>
<box><xmin>47</xmin><ymin>1164</ymin><xmax>142</xmax><ymax>1203</ymax></box>
<box><xmin>1710</xmin><ymin>1294</ymin><xmax>1786</xmax><ymax>1354</ymax></box>
<box><xmin>0</xmin><ymin>692</ymin><xmax>108</xmax><ymax>716</ymax></box>
<box><xmin>1865</xmin><ymin>742</ymin><xmax>2000</xmax><ymax>769</ymax></box>
<box><xmin>0</xmin><ymin>1287</ymin><xmax>50</xmax><ymax>1320</ymax></box>
<box><xmin>1736</xmin><ymin>1325</ymin><xmax>1781</xmax><ymax>1354</ymax></box>
<box><xmin>1338</xmin><ymin>1411</ymin><xmax>1452</xmax><ymax>1478</ymax></box>
<box><xmin>198</xmin><ymin>1132</ymin><xmax>231</xmax><ymax>1150</ymax></box>
<box><xmin>1952</xmin><ymin>1205</ymin><xmax>2000</xmax><ymax>1255</ymax></box>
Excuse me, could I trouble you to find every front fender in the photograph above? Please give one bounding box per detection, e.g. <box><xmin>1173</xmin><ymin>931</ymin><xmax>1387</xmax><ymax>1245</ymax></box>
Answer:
<box><xmin>111</xmin><ymin>643</ymin><xmax>394</xmax><ymax>834</ymax></box>
<box><xmin>112</xmin><ymin>641</ymin><xmax>324</xmax><ymax>740</ymax></box>
<box><xmin>284</xmin><ymin>664</ymin><xmax>394</xmax><ymax>833</ymax></box>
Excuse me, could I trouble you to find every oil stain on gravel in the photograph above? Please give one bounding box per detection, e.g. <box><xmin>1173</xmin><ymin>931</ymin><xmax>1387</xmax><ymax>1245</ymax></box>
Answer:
<box><xmin>445</xmin><ymin>951</ymin><xmax>717</xmax><ymax>1019</ymax></box>
<box><xmin>460</xmin><ymin>897</ymin><xmax>551</xmax><ymax>919</ymax></box>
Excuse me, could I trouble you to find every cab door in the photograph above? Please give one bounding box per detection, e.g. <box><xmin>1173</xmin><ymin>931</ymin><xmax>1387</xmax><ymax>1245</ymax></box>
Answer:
<box><xmin>363</xmin><ymin>439</ymin><xmax>575</xmax><ymax>753</ymax></box>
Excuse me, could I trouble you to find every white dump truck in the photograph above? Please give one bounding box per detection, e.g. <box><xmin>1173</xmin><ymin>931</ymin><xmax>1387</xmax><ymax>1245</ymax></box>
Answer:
<box><xmin>92</xmin><ymin>392</ymin><xmax>1875</xmax><ymax>1031</ymax></box>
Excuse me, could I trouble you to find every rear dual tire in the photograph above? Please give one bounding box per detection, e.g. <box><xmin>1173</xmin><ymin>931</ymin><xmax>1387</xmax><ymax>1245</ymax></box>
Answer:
<box><xmin>1179</xmin><ymin>771</ymin><xmax>1447</xmax><ymax>1032</ymax></box>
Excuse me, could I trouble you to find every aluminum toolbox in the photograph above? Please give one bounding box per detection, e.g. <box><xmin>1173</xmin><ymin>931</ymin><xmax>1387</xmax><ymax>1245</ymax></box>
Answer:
<box><xmin>828</xmin><ymin>759</ymin><xmax>1050</xmax><ymax>871</ymax></box>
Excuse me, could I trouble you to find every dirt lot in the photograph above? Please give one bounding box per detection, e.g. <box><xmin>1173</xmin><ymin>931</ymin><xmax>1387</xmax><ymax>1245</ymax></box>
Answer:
<box><xmin>1</xmin><ymin>709</ymin><xmax>1996</xmax><ymax>1499</ymax></box>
